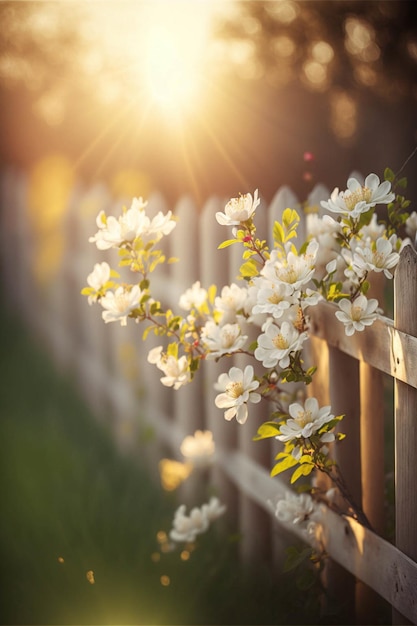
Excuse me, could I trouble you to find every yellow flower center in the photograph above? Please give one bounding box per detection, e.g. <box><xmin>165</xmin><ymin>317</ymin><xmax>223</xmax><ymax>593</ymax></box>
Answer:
<box><xmin>273</xmin><ymin>333</ymin><xmax>288</xmax><ymax>350</ymax></box>
<box><xmin>226</xmin><ymin>381</ymin><xmax>244</xmax><ymax>399</ymax></box>
<box><xmin>294</xmin><ymin>409</ymin><xmax>313</xmax><ymax>428</ymax></box>
<box><xmin>268</xmin><ymin>292</ymin><xmax>283</xmax><ymax>304</ymax></box>
<box><xmin>373</xmin><ymin>251</ymin><xmax>385</xmax><ymax>268</ymax></box>
<box><xmin>115</xmin><ymin>293</ymin><xmax>132</xmax><ymax>312</ymax></box>
<box><xmin>227</xmin><ymin>196</ymin><xmax>246</xmax><ymax>217</ymax></box>
<box><xmin>222</xmin><ymin>330</ymin><xmax>237</xmax><ymax>348</ymax></box>
<box><xmin>277</xmin><ymin>266</ymin><xmax>298</xmax><ymax>284</ymax></box>
<box><xmin>351</xmin><ymin>305</ymin><xmax>363</xmax><ymax>321</ymax></box>
<box><xmin>344</xmin><ymin>186</ymin><xmax>372</xmax><ymax>212</ymax></box>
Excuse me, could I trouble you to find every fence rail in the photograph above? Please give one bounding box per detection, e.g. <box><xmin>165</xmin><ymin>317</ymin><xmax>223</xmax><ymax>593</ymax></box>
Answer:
<box><xmin>1</xmin><ymin>167</ymin><xmax>417</xmax><ymax>624</ymax></box>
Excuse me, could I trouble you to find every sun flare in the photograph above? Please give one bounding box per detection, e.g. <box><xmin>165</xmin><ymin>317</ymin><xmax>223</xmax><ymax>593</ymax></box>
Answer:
<box><xmin>81</xmin><ymin>2</ymin><xmax>220</xmax><ymax>116</ymax></box>
<box><xmin>144</xmin><ymin>25</ymin><xmax>200</xmax><ymax>113</ymax></box>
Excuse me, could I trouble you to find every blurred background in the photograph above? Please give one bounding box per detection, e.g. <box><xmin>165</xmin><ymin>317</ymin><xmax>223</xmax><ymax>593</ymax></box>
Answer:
<box><xmin>1</xmin><ymin>0</ymin><xmax>417</xmax><ymax>204</ymax></box>
<box><xmin>0</xmin><ymin>2</ymin><xmax>416</xmax><ymax>624</ymax></box>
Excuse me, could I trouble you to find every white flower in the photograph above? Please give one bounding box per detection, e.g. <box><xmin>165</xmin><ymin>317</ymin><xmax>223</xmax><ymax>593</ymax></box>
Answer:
<box><xmin>320</xmin><ymin>173</ymin><xmax>395</xmax><ymax>219</ymax></box>
<box><xmin>214</xmin><ymin>283</ymin><xmax>248</xmax><ymax>324</ymax></box>
<box><xmin>169</xmin><ymin>504</ymin><xmax>209</xmax><ymax>543</ymax></box>
<box><xmin>147</xmin><ymin>346</ymin><xmax>191</xmax><ymax>389</ymax></box>
<box><xmin>360</xmin><ymin>213</ymin><xmax>386</xmax><ymax>241</ymax></box>
<box><xmin>147</xmin><ymin>345</ymin><xmax>163</xmax><ymax>365</ymax></box>
<box><xmin>276</xmin><ymin>396</ymin><xmax>334</xmax><ymax>442</ymax></box>
<box><xmin>335</xmin><ymin>294</ymin><xmax>379</xmax><ymax>336</ymax></box>
<box><xmin>254</xmin><ymin>321</ymin><xmax>308</xmax><ymax>369</ymax></box>
<box><xmin>352</xmin><ymin>237</ymin><xmax>400</xmax><ymax>279</ymax></box>
<box><xmin>201</xmin><ymin>497</ymin><xmax>227</xmax><ymax>522</ymax></box>
<box><xmin>201</xmin><ymin>321</ymin><xmax>247</xmax><ymax>359</ymax></box>
<box><xmin>405</xmin><ymin>211</ymin><xmax>417</xmax><ymax>246</ymax></box>
<box><xmin>302</xmin><ymin>288</ymin><xmax>322</xmax><ymax>307</ymax></box>
<box><xmin>180</xmin><ymin>430</ymin><xmax>215</xmax><ymax>467</ymax></box>
<box><xmin>214</xmin><ymin>365</ymin><xmax>261</xmax><ymax>424</ymax></box>
<box><xmin>216</xmin><ymin>189</ymin><xmax>260</xmax><ymax>226</ymax></box>
<box><xmin>86</xmin><ymin>262</ymin><xmax>111</xmax><ymax>304</ymax></box>
<box><xmin>273</xmin><ymin>492</ymin><xmax>316</xmax><ymax>526</ymax></box>
<box><xmin>89</xmin><ymin>200</ymin><xmax>150</xmax><ymax>250</ymax></box>
<box><xmin>243</xmin><ymin>284</ymin><xmax>268</xmax><ymax>327</ymax></box>
<box><xmin>261</xmin><ymin>240</ymin><xmax>319</xmax><ymax>291</ymax></box>
<box><xmin>325</xmin><ymin>259</ymin><xmax>338</xmax><ymax>275</ymax></box>
<box><xmin>307</xmin><ymin>213</ymin><xmax>343</xmax><ymax>280</ymax></box>
<box><xmin>169</xmin><ymin>498</ymin><xmax>226</xmax><ymax>543</ymax></box>
<box><xmin>147</xmin><ymin>210</ymin><xmax>176</xmax><ymax>239</ymax></box>
<box><xmin>179</xmin><ymin>281</ymin><xmax>208</xmax><ymax>311</ymax></box>
<box><xmin>100</xmin><ymin>285</ymin><xmax>143</xmax><ymax>325</ymax></box>
<box><xmin>89</xmin><ymin>198</ymin><xmax>175</xmax><ymax>250</ymax></box>
<box><xmin>251</xmin><ymin>278</ymin><xmax>294</xmax><ymax>320</ymax></box>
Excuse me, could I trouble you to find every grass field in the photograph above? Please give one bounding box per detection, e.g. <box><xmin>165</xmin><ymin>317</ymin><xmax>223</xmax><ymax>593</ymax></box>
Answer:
<box><xmin>0</xmin><ymin>307</ymin><xmax>324</xmax><ymax>625</ymax></box>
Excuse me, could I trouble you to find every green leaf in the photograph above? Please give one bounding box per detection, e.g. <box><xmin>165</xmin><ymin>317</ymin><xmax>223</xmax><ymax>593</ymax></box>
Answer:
<box><xmin>189</xmin><ymin>357</ymin><xmax>200</xmax><ymax>373</ymax></box>
<box><xmin>282</xmin><ymin>208</ymin><xmax>300</xmax><ymax>240</ymax></box>
<box><xmin>240</xmin><ymin>259</ymin><xmax>258</xmax><ymax>279</ymax></box>
<box><xmin>296</xmin><ymin>567</ymin><xmax>317</xmax><ymax>590</ymax></box>
<box><xmin>284</xmin><ymin>546</ymin><xmax>313</xmax><ymax>573</ymax></box>
<box><xmin>218</xmin><ymin>239</ymin><xmax>238</xmax><ymax>249</ymax></box>
<box><xmin>299</xmin><ymin>454</ymin><xmax>314</xmax><ymax>464</ymax></box>
<box><xmin>327</xmin><ymin>282</ymin><xmax>342</xmax><ymax>301</ymax></box>
<box><xmin>142</xmin><ymin>325</ymin><xmax>154</xmax><ymax>340</ymax></box>
<box><xmin>167</xmin><ymin>342</ymin><xmax>178</xmax><ymax>358</ymax></box>
<box><xmin>150</xmin><ymin>301</ymin><xmax>161</xmax><ymax>315</ymax></box>
<box><xmin>384</xmin><ymin>167</ymin><xmax>395</xmax><ymax>182</ymax></box>
<box><xmin>253</xmin><ymin>421</ymin><xmax>281</xmax><ymax>441</ymax></box>
<box><xmin>208</xmin><ymin>284</ymin><xmax>217</xmax><ymax>304</ymax></box>
<box><xmin>291</xmin><ymin>463</ymin><xmax>314</xmax><ymax>484</ymax></box>
<box><xmin>298</xmin><ymin>240</ymin><xmax>309</xmax><ymax>255</ymax></box>
<box><xmin>273</xmin><ymin>221</ymin><xmax>285</xmax><ymax>244</ymax></box>
<box><xmin>271</xmin><ymin>454</ymin><xmax>298</xmax><ymax>477</ymax></box>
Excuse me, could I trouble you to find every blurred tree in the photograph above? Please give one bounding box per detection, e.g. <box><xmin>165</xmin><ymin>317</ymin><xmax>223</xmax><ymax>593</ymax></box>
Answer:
<box><xmin>214</xmin><ymin>1</ymin><xmax>417</xmax><ymax>140</ymax></box>
<box><xmin>0</xmin><ymin>1</ymin><xmax>416</xmax><ymax>204</ymax></box>
<box><xmin>218</xmin><ymin>2</ymin><xmax>417</xmax><ymax>92</ymax></box>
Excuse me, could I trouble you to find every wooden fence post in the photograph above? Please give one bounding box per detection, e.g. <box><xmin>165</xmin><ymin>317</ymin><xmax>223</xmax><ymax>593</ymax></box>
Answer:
<box><xmin>328</xmin><ymin>347</ymin><xmax>361</xmax><ymax>623</ymax></box>
<box><xmin>393</xmin><ymin>244</ymin><xmax>417</xmax><ymax>625</ymax></box>
<box><xmin>356</xmin><ymin>273</ymin><xmax>386</xmax><ymax>623</ymax></box>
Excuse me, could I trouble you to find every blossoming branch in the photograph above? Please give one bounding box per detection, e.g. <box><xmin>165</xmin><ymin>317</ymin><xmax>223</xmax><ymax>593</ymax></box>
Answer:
<box><xmin>82</xmin><ymin>169</ymin><xmax>413</xmax><ymax>532</ymax></box>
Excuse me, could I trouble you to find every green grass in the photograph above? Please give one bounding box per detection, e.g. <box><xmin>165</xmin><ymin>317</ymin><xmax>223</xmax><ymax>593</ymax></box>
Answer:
<box><xmin>0</xmin><ymin>307</ymin><xmax>322</xmax><ymax>625</ymax></box>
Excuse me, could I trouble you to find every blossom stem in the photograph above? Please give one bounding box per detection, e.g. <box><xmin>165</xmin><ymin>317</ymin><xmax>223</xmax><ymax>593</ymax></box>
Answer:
<box><xmin>243</xmin><ymin>225</ymin><xmax>268</xmax><ymax>265</ymax></box>
<box><xmin>321</xmin><ymin>465</ymin><xmax>373</xmax><ymax>530</ymax></box>
<box><xmin>349</xmin><ymin>271</ymin><xmax>369</xmax><ymax>301</ymax></box>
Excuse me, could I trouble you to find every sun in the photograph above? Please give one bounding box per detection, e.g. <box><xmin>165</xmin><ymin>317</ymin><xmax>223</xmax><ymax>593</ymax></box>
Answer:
<box><xmin>144</xmin><ymin>24</ymin><xmax>201</xmax><ymax>114</ymax></box>
<box><xmin>68</xmin><ymin>2</ymin><xmax>224</xmax><ymax>118</ymax></box>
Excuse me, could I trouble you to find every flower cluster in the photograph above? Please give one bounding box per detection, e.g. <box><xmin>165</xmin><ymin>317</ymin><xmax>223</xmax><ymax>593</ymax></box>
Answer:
<box><xmin>169</xmin><ymin>497</ymin><xmax>226</xmax><ymax>543</ymax></box>
<box><xmin>83</xmin><ymin>167</ymin><xmax>412</xmax><ymax>531</ymax></box>
<box><xmin>180</xmin><ymin>430</ymin><xmax>215</xmax><ymax>468</ymax></box>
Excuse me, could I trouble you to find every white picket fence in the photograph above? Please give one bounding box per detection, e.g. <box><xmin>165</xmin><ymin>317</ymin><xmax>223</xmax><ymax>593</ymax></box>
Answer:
<box><xmin>1</xmin><ymin>166</ymin><xmax>417</xmax><ymax>624</ymax></box>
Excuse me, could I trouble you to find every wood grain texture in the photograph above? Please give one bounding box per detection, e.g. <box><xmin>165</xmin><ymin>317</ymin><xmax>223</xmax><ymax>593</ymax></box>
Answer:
<box><xmin>307</xmin><ymin>301</ymin><xmax>417</xmax><ymax>389</ymax></box>
<box><xmin>217</xmin><ymin>448</ymin><xmax>417</xmax><ymax>625</ymax></box>
<box><xmin>394</xmin><ymin>246</ymin><xmax>417</xmax><ymax>624</ymax></box>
